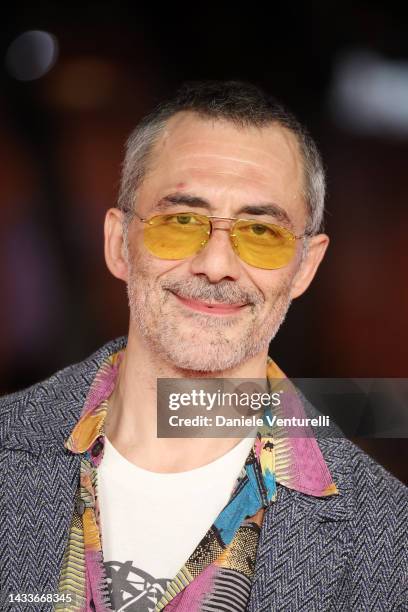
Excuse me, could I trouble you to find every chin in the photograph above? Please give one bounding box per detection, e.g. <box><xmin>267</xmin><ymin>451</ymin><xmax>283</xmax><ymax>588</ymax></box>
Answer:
<box><xmin>161</xmin><ymin>339</ymin><xmax>257</xmax><ymax>374</ymax></box>
<box><xmin>169</xmin><ymin>357</ymin><xmax>238</xmax><ymax>374</ymax></box>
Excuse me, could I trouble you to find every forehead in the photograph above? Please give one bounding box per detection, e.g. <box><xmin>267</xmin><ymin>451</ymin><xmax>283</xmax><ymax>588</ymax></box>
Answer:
<box><xmin>138</xmin><ymin>111</ymin><xmax>306</xmax><ymax>224</ymax></box>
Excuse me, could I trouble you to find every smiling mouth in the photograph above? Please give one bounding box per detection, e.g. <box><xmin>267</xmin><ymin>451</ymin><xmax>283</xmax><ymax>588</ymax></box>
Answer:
<box><xmin>171</xmin><ymin>292</ymin><xmax>248</xmax><ymax>315</ymax></box>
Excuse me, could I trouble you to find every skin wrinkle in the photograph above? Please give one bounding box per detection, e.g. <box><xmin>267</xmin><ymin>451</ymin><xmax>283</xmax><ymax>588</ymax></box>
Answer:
<box><xmin>144</xmin><ymin>157</ymin><xmax>302</xmax><ymax>205</ymax></box>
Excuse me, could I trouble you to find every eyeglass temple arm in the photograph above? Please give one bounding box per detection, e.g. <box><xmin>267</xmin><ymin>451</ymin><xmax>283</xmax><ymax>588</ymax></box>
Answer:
<box><xmin>121</xmin><ymin>207</ymin><xmax>146</xmax><ymax>222</ymax></box>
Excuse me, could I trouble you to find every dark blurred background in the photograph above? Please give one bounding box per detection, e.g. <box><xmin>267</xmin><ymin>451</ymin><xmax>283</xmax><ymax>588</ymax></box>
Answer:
<box><xmin>1</xmin><ymin>2</ymin><xmax>407</xmax><ymax>483</ymax></box>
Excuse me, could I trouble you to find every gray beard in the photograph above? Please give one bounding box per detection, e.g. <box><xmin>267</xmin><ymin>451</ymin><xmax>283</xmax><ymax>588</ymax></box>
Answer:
<box><xmin>126</xmin><ymin>262</ymin><xmax>293</xmax><ymax>373</ymax></box>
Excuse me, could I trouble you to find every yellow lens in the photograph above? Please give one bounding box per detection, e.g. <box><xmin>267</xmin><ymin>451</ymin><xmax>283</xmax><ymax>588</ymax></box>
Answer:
<box><xmin>143</xmin><ymin>213</ymin><xmax>210</xmax><ymax>259</ymax></box>
<box><xmin>233</xmin><ymin>220</ymin><xmax>297</xmax><ymax>269</ymax></box>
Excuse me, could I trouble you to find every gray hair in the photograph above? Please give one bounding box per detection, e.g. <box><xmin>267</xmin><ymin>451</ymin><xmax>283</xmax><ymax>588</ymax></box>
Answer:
<box><xmin>117</xmin><ymin>81</ymin><xmax>326</xmax><ymax>243</ymax></box>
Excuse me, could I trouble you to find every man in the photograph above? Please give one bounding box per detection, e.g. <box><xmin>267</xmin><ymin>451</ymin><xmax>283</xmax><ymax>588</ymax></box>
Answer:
<box><xmin>0</xmin><ymin>81</ymin><xmax>407</xmax><ymax>612</ymax></box>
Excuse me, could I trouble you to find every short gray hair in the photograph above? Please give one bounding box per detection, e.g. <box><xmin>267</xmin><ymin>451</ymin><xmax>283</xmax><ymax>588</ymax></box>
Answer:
<box><xmin>118</xmin><ymin>81</ymin><xmax>326</xmax><ymax>238</ymax></box>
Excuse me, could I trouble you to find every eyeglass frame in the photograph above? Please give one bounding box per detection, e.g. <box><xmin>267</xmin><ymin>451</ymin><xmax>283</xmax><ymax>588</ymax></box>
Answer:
<box><xmin>123</xmin><ymin>207</ymin><xmax>313</xmax><ymax>241</ymax></box>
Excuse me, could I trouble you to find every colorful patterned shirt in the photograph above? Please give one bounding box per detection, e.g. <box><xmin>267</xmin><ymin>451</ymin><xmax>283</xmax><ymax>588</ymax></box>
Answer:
<box><xmin>55</xmin><ymin>349</ymin><xmax>338</xmax><ymax>611</ymax></box>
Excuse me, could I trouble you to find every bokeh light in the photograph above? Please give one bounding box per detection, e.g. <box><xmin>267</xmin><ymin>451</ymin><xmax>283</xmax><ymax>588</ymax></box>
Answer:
<box><xmin>5</xmin><ymin>30</ymin><xmax>59</xmax><ymax>81</ymax></box>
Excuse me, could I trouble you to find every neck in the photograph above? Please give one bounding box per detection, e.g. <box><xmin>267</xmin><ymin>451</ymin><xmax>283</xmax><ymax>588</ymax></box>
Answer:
<box><xmin>104</xmin><ymin>327</ymin><xmax>269</xmax><ymax>473</ymax></box>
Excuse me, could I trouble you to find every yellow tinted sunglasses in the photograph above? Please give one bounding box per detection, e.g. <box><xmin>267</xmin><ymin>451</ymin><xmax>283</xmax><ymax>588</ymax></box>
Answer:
<box><xmin>130</xmin><ymin>210</ymin><xmax>309</xmax><ymax>270</ymax></box>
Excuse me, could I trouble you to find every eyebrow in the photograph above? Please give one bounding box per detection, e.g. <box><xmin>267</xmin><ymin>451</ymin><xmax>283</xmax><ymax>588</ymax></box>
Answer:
<box><xmin>154</xmin><ymin>192</ymin><xmax>294</xmax><ymax>228</ymax></box>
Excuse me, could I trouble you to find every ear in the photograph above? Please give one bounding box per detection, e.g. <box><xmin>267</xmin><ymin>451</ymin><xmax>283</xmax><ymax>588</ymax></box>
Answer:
<box><xmin>104</xmin><ymin>208</ymin><xmax>129</xmax><ymax>282</ymax></box>
<box><xmin>290</xmin><ymin>233</ymin><xmax>329</xmax><ymax>299</ymax></box>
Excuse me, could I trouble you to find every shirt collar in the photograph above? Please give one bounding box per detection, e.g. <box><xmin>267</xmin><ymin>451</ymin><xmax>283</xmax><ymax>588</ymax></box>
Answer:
<box><xmin>64</xmin><ymin>349</ymin><xmax>338</xmax><ymax>498</ymax></box>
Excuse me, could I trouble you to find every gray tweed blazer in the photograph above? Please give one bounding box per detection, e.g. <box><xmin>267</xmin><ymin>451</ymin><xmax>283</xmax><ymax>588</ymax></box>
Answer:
<box><xmin>1</xmin><ymin>337</ymin><xmax>407</xmax><ymax>611</ymax></box>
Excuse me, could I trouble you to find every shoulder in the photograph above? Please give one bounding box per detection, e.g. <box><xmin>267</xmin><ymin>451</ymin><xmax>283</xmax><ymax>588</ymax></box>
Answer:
<box><xmin>0</xmin><ymin>336</ymin><xmax>127</xmax><ymax>451</ymax></box>
<box><xmin>300</xmin><ymin>390</ymin><xmax>407</xmax><ymax>505</ymax></box>
<box><xmin>320</xmin><ymin>434</ymin><xmax>408</xmax><ymax>505</ymax></box>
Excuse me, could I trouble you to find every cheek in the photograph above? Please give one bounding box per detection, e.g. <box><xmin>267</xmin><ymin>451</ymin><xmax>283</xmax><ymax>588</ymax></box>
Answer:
<box><xmin>128</xmin><ymin>243</ymin><xmax>187</xmax><ymax>282</ymax></box>
<box><xmin>244</xmin><ymin>266</ymin><xmax>295</xmax><ymax>301</ymax></box>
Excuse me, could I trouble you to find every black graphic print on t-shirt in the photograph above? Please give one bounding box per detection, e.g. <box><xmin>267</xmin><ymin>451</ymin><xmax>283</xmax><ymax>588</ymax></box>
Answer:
<box><xmin>104</xmin><ymin>560</ymin><xmax>171</xmax><ymax>612</ymax></box>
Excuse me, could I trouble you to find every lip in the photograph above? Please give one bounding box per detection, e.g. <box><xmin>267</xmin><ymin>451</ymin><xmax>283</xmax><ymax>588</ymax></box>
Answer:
<box><xmin>172</xmin><ymin>293</ymin><xmax>248</xmax><ymax>315</ymax></box>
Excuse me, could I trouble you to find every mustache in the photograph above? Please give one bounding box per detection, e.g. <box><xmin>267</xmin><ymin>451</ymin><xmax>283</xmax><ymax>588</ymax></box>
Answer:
<box><xmin>161</xmin><ymin>278</ymin><xmax>264</xmax><ymax>306</ymax></box>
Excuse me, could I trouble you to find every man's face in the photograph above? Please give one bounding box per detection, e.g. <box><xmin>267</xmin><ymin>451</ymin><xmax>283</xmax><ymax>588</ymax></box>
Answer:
<box><xmin>119</xmin><ymin>112</ymin><xmax>319</xmax><ymax>372</ymax></box>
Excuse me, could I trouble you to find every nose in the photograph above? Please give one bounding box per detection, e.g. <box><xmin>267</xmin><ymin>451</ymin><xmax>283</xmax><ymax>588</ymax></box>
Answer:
<box><xmin>189</xmin><ymin>222</ymin><xmax>241</xmax><ymax>282</ymax></box>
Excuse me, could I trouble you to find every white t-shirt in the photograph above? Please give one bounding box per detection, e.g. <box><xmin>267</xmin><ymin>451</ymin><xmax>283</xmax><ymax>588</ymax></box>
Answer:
<box><xmin>98</xmin><ymin>434</ymin><xmax>255</xmax><ymax>612</ymax></box>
